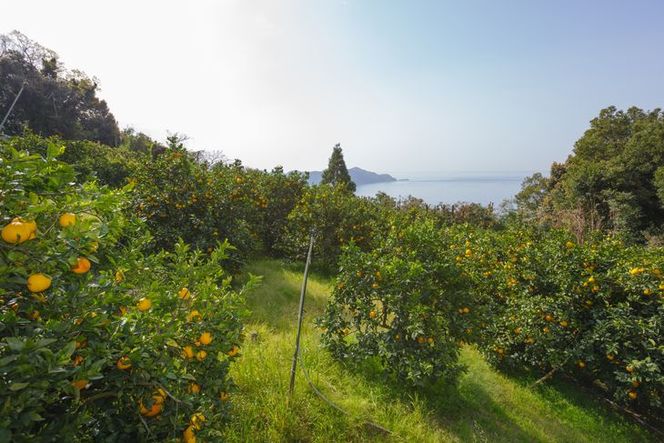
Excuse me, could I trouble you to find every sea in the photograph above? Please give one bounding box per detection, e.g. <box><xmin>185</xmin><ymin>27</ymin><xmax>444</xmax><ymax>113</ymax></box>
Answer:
<box><xmin>355</xmin><ymin>171</ymin><xmax>533</xmax><ymax>207</ymax></box>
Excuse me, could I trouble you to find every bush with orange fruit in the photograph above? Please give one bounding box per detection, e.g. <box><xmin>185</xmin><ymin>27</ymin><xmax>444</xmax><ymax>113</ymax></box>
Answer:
<box><xmin>0</xmin><ymin>139</ymin><xmax>255</xmax><ymax>441</ymax></box>
<box><xmin>452</xmin><ymin>224</ymin><xmax>663</xmax><ymax>415</ymax></box>
<box><xmin>320</xmin><ymin>217</ymin><xmax>469</xmax><ymax>385</ymax></box>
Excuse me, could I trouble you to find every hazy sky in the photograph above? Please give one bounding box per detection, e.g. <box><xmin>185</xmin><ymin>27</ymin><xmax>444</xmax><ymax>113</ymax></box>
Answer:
<box><xmin>2</xmin><ymin>1</ymin><xmax>664</xmax><ymax>173</ymax></box>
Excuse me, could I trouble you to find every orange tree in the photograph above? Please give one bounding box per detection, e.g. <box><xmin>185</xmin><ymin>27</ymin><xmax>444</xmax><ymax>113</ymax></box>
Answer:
<box><xmin>279</xmin><ymin>184</ymin><xmax>389</xmax><ymax>271</ymax></box>
<box><xmin>0</xmin><ymin>139</ymin><xmax>255</xmax><ymax>441</ymax></box>
<box><xmin>130</xmin><ymin>140</ymin><xmax>259</xmax><ymax>267</ymax></box>
<box><xmin>251</xmin><ymin>166</ymin><xmax>308</xmax><ymax>255</ymax></box>
<box><xmin>319</xmin><ymin>217</ymin><xmax>469</xmax><ymax>385</ymax></box>
<box><xmin>452</xmin><ymin>224</ymin><xmax>663</xmax><ymax>415</ymax></box>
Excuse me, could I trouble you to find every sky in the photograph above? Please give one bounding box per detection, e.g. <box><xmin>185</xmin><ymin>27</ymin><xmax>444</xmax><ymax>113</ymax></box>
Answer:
<box><xmin>2</xmin><ymin>0</ymin><xmax>664</xmax><ymax>174</ymax></box>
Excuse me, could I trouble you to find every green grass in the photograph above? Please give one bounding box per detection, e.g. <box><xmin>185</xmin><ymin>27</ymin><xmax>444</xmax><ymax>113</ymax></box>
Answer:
<box><xmin>221</xmin><ymin>259</ymin><xmax>655</xmax><ymax>442</ymax></box>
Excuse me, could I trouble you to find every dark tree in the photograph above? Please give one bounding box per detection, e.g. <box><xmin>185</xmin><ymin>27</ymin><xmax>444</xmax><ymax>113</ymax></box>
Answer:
<box><xmin>514</xmin><ymin>106</ymin><xmax>664</xmax><ymax>243</ymax></box>
<box><xmin>0</xmin><ymin>31</ymin><xmax>120</xmax><ymax>146</ymax></box>
<box><xmin>321</xmin><ymin>143</ymin><xmax>356</xmax><ymax>192</ymax></box>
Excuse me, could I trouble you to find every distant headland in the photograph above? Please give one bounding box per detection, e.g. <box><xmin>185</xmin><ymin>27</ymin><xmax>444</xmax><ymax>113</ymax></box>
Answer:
<box><xmin>305</xmin><ymin>167</ymin><xmax>397</xmax><ymax>186</ymax></box>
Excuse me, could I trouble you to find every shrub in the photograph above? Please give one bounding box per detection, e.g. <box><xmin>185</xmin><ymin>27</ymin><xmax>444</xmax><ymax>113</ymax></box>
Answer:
<box><xmin>320</xmin><ymin>219</ymin><xmax>469</xmax><ymax>385</ymax></box>
<box><xmin>0</xmin><ymin>140</ymin><xmax>255</xmax><ymax>441</ymax></box>
<box><xmin>454</xmin><ymin>225</ymin><xmax>664</xmax><ymax>415</ymax></box>
<box><xmin>280</xmin><ymin>184</ymin><xmax>388</xmax><ymax>271</ymax></box>
<box><xmin>131</xmin><ymin>141</ymin><xmax>258</xmax><ymax>265</ymax></box>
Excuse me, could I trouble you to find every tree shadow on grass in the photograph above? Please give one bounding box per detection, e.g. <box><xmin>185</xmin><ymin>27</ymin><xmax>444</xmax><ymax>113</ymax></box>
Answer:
<box><xmin>346</xmin><ymin>357</ymin><xmax>546</xmax><ymax>443</ymax></box>
<box><xmin>497</xmin><ymin>364</ymin><xmax>663</xmax><ymax>440</ymax></box>
<box><xmin>344</xmin><ymin>349</ymin><xmax>658</xmax><ymax>443</ymax></box>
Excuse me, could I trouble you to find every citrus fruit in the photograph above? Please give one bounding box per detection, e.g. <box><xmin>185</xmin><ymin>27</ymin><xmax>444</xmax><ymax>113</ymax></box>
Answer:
<box><xmin>187</xmin><ymin>310</ymin><xmax>202</xmax><ymax>322</ymax></box>
<box><xmin>27</xmin><ymin>273</ymin><xmax>51</xmax><ymax>293</ymax></box>
<box><xmin>183</xmin><ymin>426</ymin><xmax>196</xmax><ymax>443</ymax></box>
<box><xmin>72</xmin><ymin>379</ymin><xmax>88</xmax><ymax>390</ymax></box>
<box><xmin>227</xmin><ymin>345</ymin><xmax>239</xmax><ymax>357</ymax></box>
<box><xmin>2</xmin><ymin>219</ymin><xmax>36</xmax><ymax>244</ymax></box>
<box><xmin>59</xmin><ymin>213</ymin><xmax>76</xmax><ymax>227</ymax></box>
<box><xmin>199</xmin><ymin>332</ymin><xmax>212</xmax><ymax>345</ymax></box>
<box><xmin>116</xmin><ymin>356</ymin><xmax>132</xmax><ymax>370</ymax></box>
<box><xmin>139</xmin><ymin>399</ymin><xmax>163</xmax><ymax>417</ymax></box>
<box><xmin>183</xmin><ymin>346</ymin><xmax>195</xmax><ymax>359</ymax></box>
<box><xmin>71</xmin><ymin>257</ymin><xmax>91</xmax><ymax>274</ymax></box>
<box><xmin>137</xmin><ymin>297</ymin><xmax>152</xmax><ymax>312</ymax></box>
<box><xmin>190</xmin><ymin>412</ymin><xmax>206</xmax><ymax>430</ymax></box>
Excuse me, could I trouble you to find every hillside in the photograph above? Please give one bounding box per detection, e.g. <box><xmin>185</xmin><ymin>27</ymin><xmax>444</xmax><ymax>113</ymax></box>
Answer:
<box><xmin>307</xmin><ymin>167</ymin><xmax>397</xmax><ymax>186</ymax></box>
<box><xmin>221</xmin><ymin>259</ymin><xmax>655</xmax><ymax>442</ymax></box>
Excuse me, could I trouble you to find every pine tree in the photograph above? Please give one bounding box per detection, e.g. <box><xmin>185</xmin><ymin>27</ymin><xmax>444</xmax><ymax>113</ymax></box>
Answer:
<box><xmin>321</xmin><ymin>143</ymin><xmax>356</xmax><ymax>192</ymax></box>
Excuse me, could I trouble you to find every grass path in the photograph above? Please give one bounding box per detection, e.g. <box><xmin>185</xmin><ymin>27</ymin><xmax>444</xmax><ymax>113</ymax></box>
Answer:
<box><xmin>221</xmin><ymin>259</ymin><xmax>654</xmax><ymax>442</ymax></box>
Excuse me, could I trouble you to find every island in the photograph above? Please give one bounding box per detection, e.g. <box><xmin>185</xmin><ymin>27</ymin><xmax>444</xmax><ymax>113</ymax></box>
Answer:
<box><xmin>306</xmin><ymin>167</ymin><xmax>397</xmax><ymax>186</ymax></box>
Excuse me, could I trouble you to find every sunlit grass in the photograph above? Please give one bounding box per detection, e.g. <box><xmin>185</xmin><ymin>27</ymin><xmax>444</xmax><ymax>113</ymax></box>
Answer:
<box><xmin>221</xmin><ymin>259</ymin><xmax>655</xmax><ymax>442</ymax></box>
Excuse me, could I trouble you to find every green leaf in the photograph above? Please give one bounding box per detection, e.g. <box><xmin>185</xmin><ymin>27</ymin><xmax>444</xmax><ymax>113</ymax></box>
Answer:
<box><xmin>34</xmin><ymin>338</ymin><xmax>57</xmax><ymax>349</ymax></box>
<box><xmin>0</xmin><ymin>355</ymin><xmax>18</xmax><ymax>366</ymax></box>
<box><xmin>4</xmin><ymin>337</ymin><xmax>24</xmax><ymax>352</ymax></box>
<box><xmin>9</xmin><ymin>382</ymin><xmax>28</xmax><ymax>391</ymax></box>
<box><xmin>46</xmin><ymin>143</ymin><xmax>66</xmax><ymax>159</ymax></box>
<box><xmin>165</xmin><ymin>339</ymin><xmax>180</xmax><ymax>348</ymax></box>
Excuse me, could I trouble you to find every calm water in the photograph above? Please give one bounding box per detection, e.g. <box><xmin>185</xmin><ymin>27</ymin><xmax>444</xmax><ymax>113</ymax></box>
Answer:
<box><xmin>355</xmin><ymin>171</ymin><xmax>532</xmax><ymax>206</ymax></box>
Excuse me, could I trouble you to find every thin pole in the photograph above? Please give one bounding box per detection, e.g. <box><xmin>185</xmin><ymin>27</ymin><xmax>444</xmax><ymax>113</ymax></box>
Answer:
<box><xmin>289</xmin><ymin>233</ymin><xmax>315</xmax><ymax>397</ymax></box>
<box><xmin>0</xmin><ymin>82</ymin><xmax>26</xmax><ymax>133</ymax></box>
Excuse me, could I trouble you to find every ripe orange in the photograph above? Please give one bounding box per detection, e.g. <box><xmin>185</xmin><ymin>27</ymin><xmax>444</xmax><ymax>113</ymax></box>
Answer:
<box><xmin>137</xmin><ymin>297</ymin><xmax>152</xmax><ymax>312</ymax></box>
<box><xmin>577</xmin><ymin>360</ymin><xmax>586</xmax><ymax>369</ymax></box>
<box><xmin>139</xmin><ymin>399</ymin><xmax>163</xmax><ymax>417</ymax></box>
<box><xmin>183</xmin><ymin>346</ymin><xmax>195</xmax><ymax>359</ymax></box>
<box><xmin>72</xmin><ymin>379</ymin><xmax>88</xmax><ymax>390</ymax></box>
<box><xmin>2</xmin><ymin>218</ymin><xmax>37</xmax><ymax>244</ymax></box>
<box><xmin>220</xmin><ymin>391</ymin><xmax>230</xmax><ymax>401</ymax></box>
<box><xmin>514</xmin><ymin>327</ymin><xmax>522</xmax><ymax>335</ymax></box>
<box><xmin>369</xmin><ymin>310</ymin><xmax>377</xmax><ymax>319</ymax></box>
<box><xmin>417</xmin><ymin>336</ymin><xmax>426</xmax><ymax>344</ymax></box>
<box><xmin>227</xmin><ymin>345</ymin><xmax>240</xmax><ymax>357</ymax></box>
<box><xmin>196</xmin><ymin>350</ymin><xmax>207</xmax><ymax>361</ymax></box>
<box><xmin>631</xmin><ymin>380</ymin><xmax>640</xmax><ymax>388</ymax></box>
<box><xmin>116</xmin><ymin>356</ymin><xmax>132</xmax><ymax>370</ymax></box>
<box><xmin>607</xmin><ymin>353</ymin><xmax>615</xmax><ymax>361</ymax></box>
<box><xmin>199</xmin><ymin>332</ymin><xmax>213</xmax><ymax>345</ymax></box>
<box><xmin>71</xmin><ymin>257</ymin><xmax>91</xmax><ymax>274</ymax></box>
<box><xmin>628</xmin><ymin>390</ymin><xmax>638</xmax><ymax>400</ymax></box>
<box><xmin>544</xmin><ymin>314</ymin><xmax>553</xmax><ymax>322</ymax></box>
<box><xmin>27</xmin><ymin>274</ymin><xmax>51</xmax><ymax>293</ymax></box>
<box><xmin>183</xmin><ymin>425</ymin><xmax>196</xmax><ymax>443</ymax></box>
<box><xmin>462</xmin><ymin>307</ymin><xmax>470</xmax><ymax>314</ymax></box>
<box><xmin>190</xmin><ymin>412</ymin><xmax>206</xmax><ymax>430</ymax></box>
<box><xmin>189</xmin><ymin>383</ymin><xmax>201</xmax><ymax>394</ymax></box>
<box><xmin>427</xmin><ymin>337</ymin><xmax>434</xmax><ymax>344</ymax></box>
<box><xmin>626</xmin><ymin>365</ymin><xmax>634</xmax><ymax>373</ymax></box>
<box><xmin>59</xmin><ymin>213</ymin><xmax>76</xmax><ymax>227</ymax></box>
<box><xmin>187</xmin><ymin>310</ymin><xmax>203</xmax><ymax>322</ymax></box>
<box><xmin>371</xmin><ymin>282</ymin><xmax>379</xmax><ymax>289</ymax></box>
<box><xmin>179</xmin><ymin>287</ymin><xmax>191</xmax><ymax>300</ymax></box>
